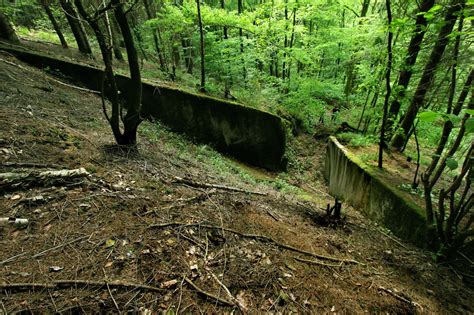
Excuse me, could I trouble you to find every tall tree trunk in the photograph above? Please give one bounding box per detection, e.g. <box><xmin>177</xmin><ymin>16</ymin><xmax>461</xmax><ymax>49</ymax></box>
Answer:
<box><xmin>220</xmin><ymin>0</ymin><xmax>228</xmax><ymax>39</ymax></box>
<box><xmin>378</xmin><ymin>0</ymin><xmax>393</xmax><ymax>168</ymax></box>
<box><xmin>59</xmin><ymin>0</ymin><xmax>91</xmax><ymax>54</ymax></box>
<box><xmin>391</xmin><ymin>0</ymin><xmax>464</xmax><ymax>150</ymax></box>
<box><xmin>282</xmin><ymin>0</ymin><xmax>288</xmax><ymax>80</ymax></box>
<box><xmin>237</xmin><ymin>0</ymin><xmax>246</xmax><ymax>78</ymax></box>
<box><xmin>39</xmin><ymin>0</ymin><xmax>68</xmax><ymax>48</ymax></box>
<box><xmin>196</xmin><ymin>0</ymin><xmax>205</xmax><ymax>91</ymax></box>
<box><xmin>0</xmin><ymin>12</ymin><xmax>20</xmax><ymax>43</ymax></box>
<box><xmin>143</xmin><ymin>0</ymin><xmax>166</xmax><ymax>70</ymax></box>
<box><xmin>109</xmin><ymin>15</ymin><xmax>123</xmax><ymax>61</ymax></box>
<box><xmin>386</xmin><ymin>0</ymin><xmax>435</xmax><ymax>134</ymax></box>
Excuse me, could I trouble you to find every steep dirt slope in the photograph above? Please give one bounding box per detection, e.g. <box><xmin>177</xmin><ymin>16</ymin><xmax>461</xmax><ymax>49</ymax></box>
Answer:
<box><xmin>1</xmin><ymin>50</ymin><xmax>473</xmax><ymax>314</ymax></box>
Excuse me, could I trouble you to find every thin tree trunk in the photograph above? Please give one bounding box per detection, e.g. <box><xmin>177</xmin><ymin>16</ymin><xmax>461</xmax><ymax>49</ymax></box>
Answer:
<box><xmin>386</xmin><ymin>0</ymin><xmax>435</xmax><ymax>134</ymax></box>
<box><xmin>59</xmin><ymin>0</ymin><xmax>91</xmax><ymax>54</ymax></box>
<box><xmin>378</xmin><ymin>0</ymin><xmax>392</xmax><ymax>168</ymax></box>
<box><xmin>143</xmin><ymin>0</ymin><xmax>166</xmax><ymax>70</ymax></box>
<box><xmin>391</xmin><ymin>0</ymin><xmax>464</xmax><ymax>150</ymax></box>
<box><xmin>196</xmin><ymin>0</ymin><xmax>205</xmax><ymax>91</ymax></box>
<box><xmin>109</xmin><ymin>15</ymin><xmax>123</xmax><ymax>61</ymax></box>
<box><xmin>39</xmin><ymin>0</ymin><xmax>68</xmax><ymax>48</ymax></box>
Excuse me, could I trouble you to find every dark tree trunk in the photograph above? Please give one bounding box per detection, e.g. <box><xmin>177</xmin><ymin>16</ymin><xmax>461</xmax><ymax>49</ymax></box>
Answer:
<box><xmin>220</xmin><ymin>0</ymin><xmax>228</xmax><ymax>39</ymax></box>
<box><xmin>0</xmin><ymin>12</ymin><xmax>20</xmax><ymax>43</ymax></box>
<box><xmin>391</xmin><ymin>0</ymin><xmax>463</xmax><ymax>150</ymax></box>
<box><xmin>361</xmin><ymin>0</ymin><xmax>370</xmax><ymax>17</ymax></box>
<box><xmin>76</xmin><ymin>0</ymin><xmax>142</xmax><ymax>146</ymax></box>
<box><xmin>113</xmin><ymin>0</ymin><xmax>142</xmax><ymax>144</ymax></box>
<box><xmin>39</xmin><ymin>0</ymin><xmax>68</xmax><ymax>48</ymax></box>
<box><xmin>282</xmin><ymin>0</ymin><xmax>288</xmax><ymax>80</ymax></box>
<box><xmin>196</xmin><ymin>0</ymin><xmax>205</xmax><ymax>91</ymax></box>
<box><xmin>378</xmin><ymin>0</ymin><xmax>393</xmax><ymax>168</ymax></box>
<box><xmin>386</xmin><ymin>0</ymin><xmax>435</xmax><ymax>133</ymax></box>
<box><xmin>143</xmin><ymin>0</ymin><xmax>166</xmax><ymax>70</ymax></box>
<box><xmin>238</xmin><ymin>0</ymin><xmax>246</xmax><ymax>78</ymax></box>
<box><xmin>60</xmin><ymin>0</ymin><xmax>91</xmax><ymax>54</ymax></box>
<box><xmin>109</xmin><ymin>15</ymin><xmax>123</xmax><ymax>61</ymax></box>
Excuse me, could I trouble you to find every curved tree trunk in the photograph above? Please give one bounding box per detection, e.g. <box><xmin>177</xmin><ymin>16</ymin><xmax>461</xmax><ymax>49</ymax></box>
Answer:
<box><xmin>59</xmin><ymin>0</ymin><xmax>91</xmax><ymax>54</ymax></box>
<box><xmin>39</xmin><ymin>0</ymin><xmax>68</xmax><ymax>48</ymax></box>
<box><xmin>0</xmin><ymin>12</ymin><xmax>20</xmax><ymax>44</ymax></box>
<box><xmin>390</xmin><ymin>0</ymin><xmax>464</xmax><ymax>150</ymax></box>
<box><xmin>385</xmin><ymin>0</ymin><xmax>434</xmax><ymax>134</ymax></box>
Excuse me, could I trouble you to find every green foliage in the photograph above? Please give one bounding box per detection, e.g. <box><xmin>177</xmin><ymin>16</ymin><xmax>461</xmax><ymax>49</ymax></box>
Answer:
<box><xmin>338</xmin><ymin>132</ymin><xmax>378</xmax><ymax>148</ymax></box>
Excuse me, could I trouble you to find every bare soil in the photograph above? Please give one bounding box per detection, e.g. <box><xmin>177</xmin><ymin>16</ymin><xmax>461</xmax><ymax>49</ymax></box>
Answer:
<box><xmin>1</xmin><ymin>48</ymin><xmax>474</xmax><ymax>314</ymax></box>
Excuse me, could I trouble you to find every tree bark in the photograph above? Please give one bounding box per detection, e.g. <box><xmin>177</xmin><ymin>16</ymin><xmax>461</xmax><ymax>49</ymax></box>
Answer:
<box><xmin>379</xmin><ymin>0</ymin><xmax>393</xmax><ymax>168</ymax></box>
<box><xmin>113</xmin><ymin>0</ymin><xmax>142</xmax><ymax>145</ymax></box>
<box><xmin>196</xmin><ymin>0</ymin><xmax>205</xmax><ymax>91</ymax></box>
<box><xmin>386</xmin><ymin>0</ymin><xmax>435</xmax><ymax>133</ymax></box>
<box><xmin>391</xmin><ymin>0</ymin><xmax>464</xmax><ymax>150</ymax></box>
<box><xmin>39</xmin><ymin>0</ymin><xmax>68</xmax><ymax>48</ymax></box>
<box><xmin>59</xmin><ymin>0</ymin><xmax>91</xmax><ymax>54</ymax></box>
<box><xmin>143</xmin><ymin>0</ymin><xmax>166</xmax><ymax>70</ymax></box>
<box><xmin>0</xmin><ymin>12</ymin><xmax>20</xmax><ymax>43</ymax></box>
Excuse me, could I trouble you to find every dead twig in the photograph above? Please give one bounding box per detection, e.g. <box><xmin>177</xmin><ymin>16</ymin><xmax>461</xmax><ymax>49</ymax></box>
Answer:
<box><xmin>173</xmin><ymin>176</ymin><xmax>267</xmax><ymax>196</ymax></box>
<box><xmin>208</xmin><ymin>271</ymin><xmax>248</xmax><ymax>312</ymax></box>
<box><xmin>295</xmin><ymin>257</ymin><xmax>344</xmax><ymax>268</ymax></box>
<box><xmin>148</xmin><ymin>222</ymin><xmax>363</xmax><ymax>265</ymax></box>
<box><xmin>183</xmin><ymin>277</ymin><xmax>234</xmax><ymax>307</ymax></box>
<box><xmin>31</xmin><ymin>235</ymin><xmax>89</xmax><ymax>259</ymax></box>
<box><xmin>378</xmin><ymin>286</ymin><xmax>422</xmax><ymax>310</ymax></box>
<box><xmin>103</xmin><ymin>268</ymin><xmax>120</xmax><ymax>313</ymax></box>
<box><xmin>2</xmin><ymin>161</ymin><xmax>60</xmax><ymax>168</ymax></box>
<box><xmin>0</xmin><ymin>279</ymin><xmax>165</xmax><ymax>293</ymax></box>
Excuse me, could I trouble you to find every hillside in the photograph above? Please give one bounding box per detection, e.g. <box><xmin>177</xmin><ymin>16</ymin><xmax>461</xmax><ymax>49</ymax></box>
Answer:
<box><xmin>1</xmin><ymin>50</ymin><xmax>473</xmax><ymax>313</ymax></box>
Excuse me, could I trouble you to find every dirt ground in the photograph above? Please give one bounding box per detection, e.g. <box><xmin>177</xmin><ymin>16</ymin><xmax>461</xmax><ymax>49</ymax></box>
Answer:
<box><xmin>1</xmin><ymin>47</ymin><xmax>474</xmax><ymax>314</ymax></box>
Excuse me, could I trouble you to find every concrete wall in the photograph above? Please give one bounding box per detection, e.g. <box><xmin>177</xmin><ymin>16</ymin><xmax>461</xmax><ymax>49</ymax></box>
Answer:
<box><xmin>0</xmin><ymin>44</ymin><xmax>286</xmax><ymax>170</ymax></box>
<box><xmin>324</xmin><ymin>136</ymin><xmax>429</xmax><ymax>247</ymax></box>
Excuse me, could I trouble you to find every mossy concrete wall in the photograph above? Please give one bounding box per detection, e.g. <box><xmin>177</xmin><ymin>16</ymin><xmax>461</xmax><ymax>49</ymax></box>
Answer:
<box><xmin>0</xmin><ymin>44</ymin><xmax>286</xmax><ymax>170</ymax></box>
<box><xmin>324</xmin><ymin>136</ymin><xmax>429</xmax><ymax>247</ymax></box>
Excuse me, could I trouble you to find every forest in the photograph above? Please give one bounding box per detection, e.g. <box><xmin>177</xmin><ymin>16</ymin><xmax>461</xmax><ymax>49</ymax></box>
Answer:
<box><xmin>0</xmin><ymin>0</ymin><xmax>473</xmax><ymax>313</ymax></box>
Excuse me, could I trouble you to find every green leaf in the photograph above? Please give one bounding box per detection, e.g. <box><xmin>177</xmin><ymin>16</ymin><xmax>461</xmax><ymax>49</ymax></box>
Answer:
<box><xmin>466</xmin><ymin>118</ymin><xmax>474</xmax><ymax>133</ymax></box>
<box><xmin>105</xmin><ymin>239</ymin><xmax>116</xmax><ymax>248</ymax></box>
<box><xmin>446</xmin><ymin>158</ymin><xmax>458</xmax><ymax>170</ymax></box>
<box><xmin>465</xmin><ymin>109</ymin><xmax>474</xmax><ymax>115</ymax></box>
<box><xmin>418</xmin><ymin>111</ymin><xmax>440</xmax><ymax>122</ymax></box>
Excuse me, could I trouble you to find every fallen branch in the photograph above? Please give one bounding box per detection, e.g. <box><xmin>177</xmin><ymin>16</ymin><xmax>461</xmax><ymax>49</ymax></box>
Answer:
<box><xmin>378</xmin><ymin>286</ymin><xmax>422</xmax><ymax>310</ymax></box>
<box><xmin>184</xmin><ymin>277</ymin><xmax>234</xmax><ymax>307</ymax></box>
<box><xmin>148</xmin><ymin>222</ymin><xmax>362</xmax><ymax>265</ymax></box>
<box><xmin>1</xmin><ymin>235</ymin><xmax>89</xmax><ymax>266</ymax></box>
<box><xmin>295</xmin><ymin>257</ymin><xmax>344</xmax><ymax>268</ymax></box>
<box><xmin>0</xmin><ymin>167</ymin><xmax>90</xmax><ymax>190</ymax></box>
<box><xmin>209</xmin><ymin>271</ymin><xmax>247</xmax><ymax>312</ymax></box>
<box><xmin>0</xmin><ymin>279</ymin><xmax>164</xmax><ymax>293</ymax></box>
<box><xmin>2</xmin><ymin>161</ymin><xmax>60</xmax><ymax>168</ymax></box>
<box><xmin>173</xmin><ymin>176</ymin><xmax>267</xmax><ymax>196</ymax></box>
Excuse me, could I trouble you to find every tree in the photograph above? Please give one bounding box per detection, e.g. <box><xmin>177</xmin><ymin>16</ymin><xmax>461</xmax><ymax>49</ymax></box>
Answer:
<box><xmin>385</xmin><ymin>0</ymin><xmax>435</xmax><ymax>134</ymax></box>
<box><xmin>378</xmin><ymin>0</ymin><xmax>392</xmax><ymax>169</ymax></box>
<box><xmin>196</xmin><ymin>0</ymin><xmax>205</xmax><ymax>91</ymax></box>
<box><xmin>0</xmin><ymin>11</ymin><xmax>20</xmax><ymax>43</ymax></box>
<box><xmin>39</xmin><ymin>0</ymin><xmax>68</xmax><ymax>48</ymax></box>
<box><xmin>390</xmin><ymin>0</ymin><xmax>465</xmax><ymax>150</ymax></box>
<box><xmin>60</xmin><ymin>0</ymin><xmax>92</xmax><ymax>55</ymax></box>
<box><xmin>75</xmin><ymin>0</ymin><xmax>142</xmax><ymax>145</ymax></box>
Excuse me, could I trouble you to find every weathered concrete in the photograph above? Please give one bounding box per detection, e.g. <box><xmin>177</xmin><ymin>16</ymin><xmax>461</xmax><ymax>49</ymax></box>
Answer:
<box><xmin>324</xmin><ymin>136</ymin><xmax>429</xmax><ymax>247</ymax></box>
<box><xmin>0</xmin><ymin>43</ymin><xmax>286</xmax><ymax>170</ymax></box>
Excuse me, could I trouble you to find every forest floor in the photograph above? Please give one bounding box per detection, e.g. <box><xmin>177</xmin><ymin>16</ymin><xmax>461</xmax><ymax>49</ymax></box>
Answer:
<box><xmin>1</xmin><ymin>47</ymin><xmax>474</xmax><ymax>314</ymax></box>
